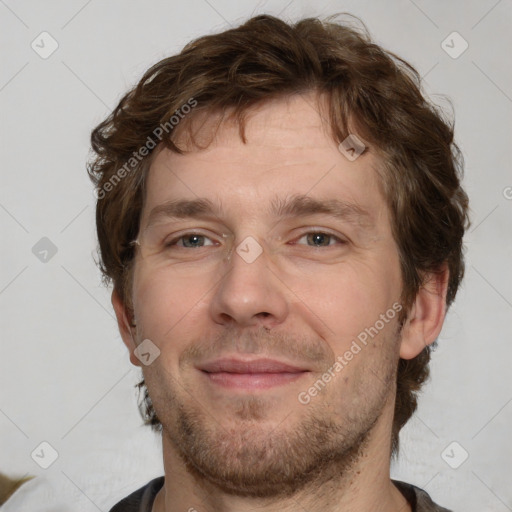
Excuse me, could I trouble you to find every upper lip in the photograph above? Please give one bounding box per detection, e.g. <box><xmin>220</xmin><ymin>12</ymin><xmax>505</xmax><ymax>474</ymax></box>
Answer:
<box><xmin>197</xmin><ymin>357</ymin><xmax>310</xmax><ymax>374</ymax></box>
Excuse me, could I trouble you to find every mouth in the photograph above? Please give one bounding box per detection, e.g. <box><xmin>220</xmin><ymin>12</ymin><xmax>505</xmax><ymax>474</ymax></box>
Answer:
<box><xmin>197</xmin><ymin>357</ymin><xmax>310</xmax><ymax>390</ymax></box>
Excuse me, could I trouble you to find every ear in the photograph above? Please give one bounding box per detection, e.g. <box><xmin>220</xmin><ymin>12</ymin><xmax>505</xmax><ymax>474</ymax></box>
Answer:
<box><xmin>112</xmin><ymin>288</ymin><xmax>142</xmax><ymax>367</ymax></box>
<box><xmin>399</xmin><ymin>264</ymin><xmax>449</xmax><ymax>360</ymax></box>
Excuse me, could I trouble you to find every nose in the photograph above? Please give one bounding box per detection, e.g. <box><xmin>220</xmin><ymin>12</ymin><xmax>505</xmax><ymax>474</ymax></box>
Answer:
<box><xmin>209</xmin><ymin>238</ymin><xmax>289</xmax><ymax>329</ymax></box>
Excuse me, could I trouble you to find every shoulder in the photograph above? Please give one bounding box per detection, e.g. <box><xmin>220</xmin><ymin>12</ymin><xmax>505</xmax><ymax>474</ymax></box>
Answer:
<box><xmin>1</xmin><ymin>475</ymin><xmax>69</xmax><ymax>512</ymax></box>
<box><xmin>109</xmin><ymin>476</ymin><xmax>165</xmax><ymax>512</ymax></box>
<box><xmin>392</xmin><ymin>479</ymin><xmax>453</xmax><ymax>512</ymax></box>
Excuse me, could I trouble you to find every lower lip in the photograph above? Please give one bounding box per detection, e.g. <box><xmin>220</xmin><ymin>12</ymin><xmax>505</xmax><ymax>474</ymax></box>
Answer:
<box><xmin>201</xmin><ymin>371</ymin><xmax>308</xmax><ymax>390</ymax></box>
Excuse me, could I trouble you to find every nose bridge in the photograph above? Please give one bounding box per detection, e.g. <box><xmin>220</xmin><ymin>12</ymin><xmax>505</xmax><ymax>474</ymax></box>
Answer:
<box><xmin>209</xmin><ymin>235</ymin><xmax>289</xmax><ymax>328</ymax></box>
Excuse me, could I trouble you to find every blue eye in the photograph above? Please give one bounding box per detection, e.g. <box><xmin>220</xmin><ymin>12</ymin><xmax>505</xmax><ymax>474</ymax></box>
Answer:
<box><xmin>296</xmin><ymin>232</ymin><xmax>345</xmax><ymax>247</ymax></box>
<box><xmin>162</xmin><ymin>231</ymin><xmax>345</xmax><ymax>251</ymax></box>
<box><xmin>166</xmin><ymin>234</ymin><xmax>216</xmax><ymax>248</ymax></box>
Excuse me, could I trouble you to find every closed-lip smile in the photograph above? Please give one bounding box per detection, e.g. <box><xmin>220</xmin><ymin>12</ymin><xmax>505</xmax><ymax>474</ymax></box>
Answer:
<box><xmin>197</xmin><ymin>357</ymin><xmax>310</xmax><ymax>390</ymax></box>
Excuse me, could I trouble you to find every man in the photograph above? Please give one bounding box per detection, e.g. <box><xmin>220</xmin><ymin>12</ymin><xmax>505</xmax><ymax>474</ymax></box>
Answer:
<box><xmin>88</xmin><ymin>14</ymin><xmax>468</xmax><ymax>512</ymax></box>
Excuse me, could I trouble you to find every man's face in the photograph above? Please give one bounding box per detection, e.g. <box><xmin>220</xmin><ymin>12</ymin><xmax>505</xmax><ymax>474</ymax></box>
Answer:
<box><xmin>128</xmin><ymin>93</ymin><xmax>404</xmax><ymax>496</ymax></box>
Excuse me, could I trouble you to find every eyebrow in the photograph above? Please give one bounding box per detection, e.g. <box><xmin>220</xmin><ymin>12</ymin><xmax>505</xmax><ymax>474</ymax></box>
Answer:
<box><xmin>143</xmin><ymin>194</ymin><xmax>374</xmax><ymax>230</ymax></box>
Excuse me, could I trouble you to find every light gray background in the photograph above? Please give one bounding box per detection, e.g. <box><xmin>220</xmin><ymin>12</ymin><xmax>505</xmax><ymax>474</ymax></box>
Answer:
<box><xmin>1</xmin><ymin>0</ymin><xmax>511</xmax><ymax>510</ymax></box>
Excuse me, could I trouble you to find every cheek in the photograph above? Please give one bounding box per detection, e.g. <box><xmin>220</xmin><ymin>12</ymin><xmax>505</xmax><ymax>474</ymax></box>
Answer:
<box><xmin>290</xmin><ymin>257</ymin><xmax>401</xmax><ymax>348</ymax></box>
<box><xmin>132</xmin><ymin>264</ymin><xmax>214</xmax><ymax>350</ymax></box>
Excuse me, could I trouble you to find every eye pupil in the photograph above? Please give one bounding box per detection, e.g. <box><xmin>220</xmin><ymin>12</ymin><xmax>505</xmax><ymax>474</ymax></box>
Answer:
<box><xmin>308</xmin><ymin>233</ymin><xmax>330</xmax><ymax>246</ymax></box>
<box><xmin>183</xmin><ymin>234</ymin><xmax>203</xmax><ymax>247</ymax></box>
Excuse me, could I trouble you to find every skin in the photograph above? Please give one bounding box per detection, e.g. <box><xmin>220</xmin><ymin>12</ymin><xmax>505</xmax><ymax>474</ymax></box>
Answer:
<box><xmin>112</xmin><ymin>92</ymin><xmax>448</xmax><ymax>512</ymax></box>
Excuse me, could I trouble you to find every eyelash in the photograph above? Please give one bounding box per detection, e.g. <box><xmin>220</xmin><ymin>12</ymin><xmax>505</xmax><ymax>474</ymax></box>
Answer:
<box><xmin>164</xmin><ymin>231</ymin><xmax>347</xmax><ymax>249</ymax></box>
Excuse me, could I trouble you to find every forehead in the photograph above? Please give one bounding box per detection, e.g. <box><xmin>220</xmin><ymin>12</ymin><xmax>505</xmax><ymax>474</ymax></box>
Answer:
<box><xmin>172</xmin><ymin>92</ymin><xmax>351</xmax><ymax>162</ymax></box>
<box><xmin>141</xmin><ymin>93</ymin><xmax>387</xmax><ymax>227</ymax></box>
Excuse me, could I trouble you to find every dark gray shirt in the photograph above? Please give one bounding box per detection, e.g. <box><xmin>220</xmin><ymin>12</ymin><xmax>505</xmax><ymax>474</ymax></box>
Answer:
<box><xmin>109</xmin><ymin>477</ymin><xmax>452</xmax><ymax>511</ymax></box>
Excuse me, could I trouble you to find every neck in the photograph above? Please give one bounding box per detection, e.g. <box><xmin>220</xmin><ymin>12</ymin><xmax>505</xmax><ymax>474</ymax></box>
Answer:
<box><xmin>152</xmin><ymin>397</ymin><xmax>411</xmax><ymax>512</ymax></box>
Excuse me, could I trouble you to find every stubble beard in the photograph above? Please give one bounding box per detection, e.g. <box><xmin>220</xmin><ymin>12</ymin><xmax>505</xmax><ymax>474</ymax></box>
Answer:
<box><xmin>155</xmin><ymin>370</ymin><xmax>394</xmax><ymax>499</ymax></box>
<box><xmin>144</xmin><ymin>324</ymin><xmax>401</xmax><ymax>499</ymax></box>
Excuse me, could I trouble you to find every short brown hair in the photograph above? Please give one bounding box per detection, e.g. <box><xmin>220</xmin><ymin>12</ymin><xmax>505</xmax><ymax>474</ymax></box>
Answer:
<box><xmin>88</xmin><ymin>14</ymin><xmax>469</xmax><ymax>457</ymax></box>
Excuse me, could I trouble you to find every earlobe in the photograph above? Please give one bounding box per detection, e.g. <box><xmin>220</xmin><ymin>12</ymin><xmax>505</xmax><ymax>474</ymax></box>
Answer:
<box><xmin>111</xmin><ymin>289</ymin><xmax>142</xmax><ymax>367</ymax></box>
<box><xmin>399</xmin><ymin>265</ymin><xmax>449</xmax><ymax>360</ymax></box>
